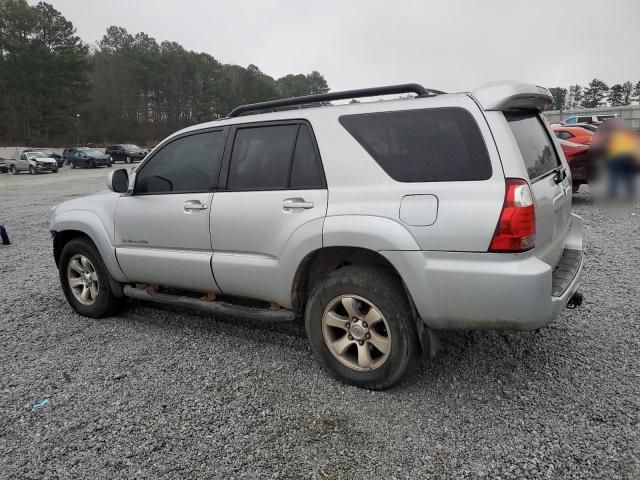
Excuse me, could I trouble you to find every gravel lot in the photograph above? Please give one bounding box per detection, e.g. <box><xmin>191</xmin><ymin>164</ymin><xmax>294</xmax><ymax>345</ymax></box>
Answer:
<box><xmin>0</xmin><ymin>167</ymin><xmax>638</xmax><ymax>479</ymax></box>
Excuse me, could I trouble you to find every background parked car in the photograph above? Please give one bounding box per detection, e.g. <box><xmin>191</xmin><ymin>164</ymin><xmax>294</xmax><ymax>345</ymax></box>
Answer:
<box><xmin>571</xmin><ymin>123</ymin><xmax>598</xmax><ymax>133</ymax></box>
<box><xmin>559</xmin><ymin>139</ymin><xmax>591</xmax><ymax>193</ymax></box>
<box><xmin>7</xmin><ymin>151</ymin><xmax>58</xmax><ymax>174</ymax></box>
<box><xmin>0</xmin><ymin>158</ymin><xmax>8</xmax><ymax>173</ymax></box>
<box><xmin>63</xmin><ymin>146</ymin><xmax>86</xmax><ymax>165</ymax></box>
<box><xmin>105</xmin><ymin>144</ymin><xmax>148</xmax><ymax>164</ymax></box>
<box><xmin>552</xmin><ymin>125</ymin><xmax>593</xmax><ymax>145</ymax></box>
<box><xmin>563</xmin><ymin>114</ymin><xmax>617</xmax><ymax>125</ymax></box>
<box><xmin>23</xmin><ymin>148</ymin><xmax>63</xmax><ymax>167</ymax></box>
<box><xmin>68</xmin><ymin>148</ymin><xmax>111</xmax><ymax>169</ymax></box>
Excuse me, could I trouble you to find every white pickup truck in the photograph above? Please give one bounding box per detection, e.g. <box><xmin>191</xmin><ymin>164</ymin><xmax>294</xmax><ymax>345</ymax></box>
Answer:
<box><xmin>7</xmin><ymin>151</ymin><xmax>59</xmax><ymax>174</ymax></box>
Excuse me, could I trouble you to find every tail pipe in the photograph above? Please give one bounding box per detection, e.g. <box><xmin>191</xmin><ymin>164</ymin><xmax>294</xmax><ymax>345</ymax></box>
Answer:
<box><xmin>566</xmin><ymin>291</ymin><xmax>583</xmax><ymax>309</ymax></box>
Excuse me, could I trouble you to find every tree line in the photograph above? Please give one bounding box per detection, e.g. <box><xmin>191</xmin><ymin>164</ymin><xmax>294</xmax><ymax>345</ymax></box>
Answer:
<box><xmin>0</xmin><ymin>0</ymin><xmax>330</xmax><ymax>146</ymax></box>
<box><xmin>549</xmin><ymin>79</ymin><xmax>640</xmax><ymax>111</ymax></box>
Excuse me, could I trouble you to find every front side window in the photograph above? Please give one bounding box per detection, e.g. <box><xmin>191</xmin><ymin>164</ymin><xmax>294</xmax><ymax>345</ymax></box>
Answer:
<box><xmin>339</xmin><ymin>107</ymin><xmax>492</xmax><ymax>182</ymax></box>
<box><xmin>135</xmin><ymin>130</ymin><xmax>225</xmax><ymax>194</ymax></box>
<box><xmin>227</xmin><ymin>125</ymin><xmax>299</xmax><ymax>190</ymax></box>
<box><xmin>505</xmin><ymin>112</ymin><xmax>561</xmax><ymax>181</ymax></box>
<box><xmin>556</xmin><ymin>131</ymin><xmax>574</xmax><ymax>140</ymax></box>
<box><xmin>564</xmin><ymin>117</ymin><xmax>577</xmax><ymax>124</ymax></box>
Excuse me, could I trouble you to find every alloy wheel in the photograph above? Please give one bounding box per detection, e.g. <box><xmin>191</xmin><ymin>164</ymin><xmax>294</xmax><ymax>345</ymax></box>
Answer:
<box><xmin>67</xmin><ymin>254</ymin><xmax>99</xmax><ymax>306</ymax></box>
<box><xmin>322</xmin><ymin>294</ymin><xmax>392</xmax><ymax>371</ymax></box>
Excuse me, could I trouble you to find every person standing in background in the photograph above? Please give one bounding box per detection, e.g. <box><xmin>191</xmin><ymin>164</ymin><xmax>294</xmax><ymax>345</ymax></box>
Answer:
<box><xmin>0</xmin><ymin>224</ymin><xmax>10</xmax><ymax>245</ymax></box>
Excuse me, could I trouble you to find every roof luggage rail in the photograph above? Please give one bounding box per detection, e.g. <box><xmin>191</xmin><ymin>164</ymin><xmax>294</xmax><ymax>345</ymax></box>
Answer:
<box><xmin>227</xmin><ymin>83</ymin><xmax>445</xmax><ymax>118</ymax></box>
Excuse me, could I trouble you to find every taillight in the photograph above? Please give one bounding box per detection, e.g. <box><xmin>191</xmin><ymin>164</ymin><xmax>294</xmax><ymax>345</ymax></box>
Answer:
<box><xmin>489</xmin><ymin>178</ymin><xmax>536</xmax><ymax>252</ymax></box>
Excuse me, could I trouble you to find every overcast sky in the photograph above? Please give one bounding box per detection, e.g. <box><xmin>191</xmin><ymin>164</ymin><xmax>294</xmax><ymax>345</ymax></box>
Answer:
<box><xmin>40</xmin><ymin>0</ymin><xmax>640</xmax><ymax>92</ymax></box>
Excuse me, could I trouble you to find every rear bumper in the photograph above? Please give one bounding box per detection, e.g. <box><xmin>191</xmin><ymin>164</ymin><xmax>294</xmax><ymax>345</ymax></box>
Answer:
<box><xmin>382</xmin><ymin>213</ymin><xmax>584</xmax><ymax>331</ymax></box>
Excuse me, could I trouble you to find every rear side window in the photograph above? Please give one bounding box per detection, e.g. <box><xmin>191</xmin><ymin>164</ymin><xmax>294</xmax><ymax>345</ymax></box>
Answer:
<box><xmin>136</xmin><ymin>130</ymin><xmax>225</xmax><ymax>194</ymax></box>
<box><xmin>227</xmin><ymin>123</ymin><xmax>325</xmax><ymax>190</ymax></box>
<box><xmin>505</xmin><ymin>112</ymin><xmax>561</xmax><ymax>181</ymax></box>
<box><xmin>577</xmin><ymin>116</ymin><xmax>592</xmax><ymax>123</ymax></box>
<box><xmin>289</xmin><ymin>125</ymin><xmax>324</xmax><ymax>188</ymax></box>
<box><xmin>339</xmin><ymin>108</ymin><xmax>492</xmax><ymax>182</ymax></box>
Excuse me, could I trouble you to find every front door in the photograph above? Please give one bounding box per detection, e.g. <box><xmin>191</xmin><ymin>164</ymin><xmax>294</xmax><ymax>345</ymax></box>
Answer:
<box><xmin>211</xmin><ymin>122</ymin><xmax>328</xmax><ymax>304</ymax></box>
<box><xmin>114</xmin><ymin>128</ymin><xmax>227</xmax><ymax>292</ymax></box>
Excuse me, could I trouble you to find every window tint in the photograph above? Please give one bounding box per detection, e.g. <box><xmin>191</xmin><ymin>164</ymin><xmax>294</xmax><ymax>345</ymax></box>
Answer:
<box><xmin>135</xmin><ymin>131</ymin><xmax>225</xmax><ymax>194</ymax></box>
<box><xmin>339</xmin><ymin>108</ymin><xmax>491</xmax><ymax>182</ymax></box>
<box><xmin>289</xmin><ymin>125</ymin><xmax>324</xmax><ymax>188</ymax></box>
<box><xmin>227</xmin><ymin>125</ymin><xmax>298</xmax><ymax>190</ymax></box>
<box><xmin>505</xmin><ymin>112</ymin><xmax>561</xmax><ymax>181</ymax></box>
<box><xmin>577</xmin><ymin>116</ymin><xmax>592</xmax><ymax>123</ymax></box>
<box><xmin>556</xmin><ymin>131</ymin><xmax>574</xmax><ymax>140</ymax></box>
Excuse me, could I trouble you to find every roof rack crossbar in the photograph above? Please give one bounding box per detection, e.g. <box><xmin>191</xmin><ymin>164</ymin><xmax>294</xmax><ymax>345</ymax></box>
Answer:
<box><xmin>227</xmin><ymin>83</ymin><xmax>444</xmax><ymax>118</ymax></box>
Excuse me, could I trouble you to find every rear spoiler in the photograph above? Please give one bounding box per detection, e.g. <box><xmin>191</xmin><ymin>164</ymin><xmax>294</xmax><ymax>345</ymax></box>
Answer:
<box><xmin>470</xmin><ymin>81</ymin><xmax>552</xmax><ymax>112</ymax></box>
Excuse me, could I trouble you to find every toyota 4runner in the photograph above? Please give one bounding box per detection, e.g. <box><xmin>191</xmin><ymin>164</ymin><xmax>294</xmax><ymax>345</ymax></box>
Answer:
<box><xmin>49</xmin><ymin>81</ymin><xmax>584</xmax><ymax>389</ymax></box>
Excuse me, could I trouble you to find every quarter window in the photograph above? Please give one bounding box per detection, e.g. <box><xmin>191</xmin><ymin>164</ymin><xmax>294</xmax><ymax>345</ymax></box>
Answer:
<box><xmin>339</xmin><ymin>108</ymin><xmax>492</xmax><ymax>182</ymax></box>
<box><xmin>135</xmin><ymin>130</ymin><xmax>225</xmax><ymax>194</ymax></box>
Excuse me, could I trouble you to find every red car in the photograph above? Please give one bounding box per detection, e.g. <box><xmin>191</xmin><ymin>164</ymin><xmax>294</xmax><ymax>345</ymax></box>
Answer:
<box><xmin>553</xmin><ymin>126</ymin><xmax>593</xmax><ymax>146</ymax></box>
<box><xmin>559</xmin><ymin>139</ymin><xmax>591</xmax><ymax>193</ymax></box>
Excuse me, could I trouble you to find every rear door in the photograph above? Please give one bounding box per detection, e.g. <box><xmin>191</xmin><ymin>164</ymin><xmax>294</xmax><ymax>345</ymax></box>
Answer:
<box><xmin>211</xmin><ymin>121</ymin><xmax>327</xmax><ymax>303</ymax></box>
<box><xmin>504</xmin><ymin>112</ymin><xmax>572</xmax><ymax>268</ymax></box>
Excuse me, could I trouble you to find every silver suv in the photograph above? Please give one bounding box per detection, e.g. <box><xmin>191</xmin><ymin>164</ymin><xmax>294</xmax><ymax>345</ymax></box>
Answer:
<box><xmin>49</xmin><ymin>81</ymin><xmax>584</xmax><ymax>389</ymax></box>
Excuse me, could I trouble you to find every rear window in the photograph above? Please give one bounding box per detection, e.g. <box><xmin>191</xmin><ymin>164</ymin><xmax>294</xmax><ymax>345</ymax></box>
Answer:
<box><xmin>505</xmin><ymin>112</ymin><xmax>561</xmax><ymax>181</ymax></box>
<box><xmin>339</xmin><ymin>107</ymin><xmax>492</xmax><ymax>182</ymax></box>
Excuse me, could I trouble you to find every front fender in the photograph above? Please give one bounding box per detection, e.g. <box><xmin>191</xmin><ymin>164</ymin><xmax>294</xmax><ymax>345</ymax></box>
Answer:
<box><xmin>49</xmin><ymin>209</ymin><xmax>128</xmax><ymax>282</ymax></box>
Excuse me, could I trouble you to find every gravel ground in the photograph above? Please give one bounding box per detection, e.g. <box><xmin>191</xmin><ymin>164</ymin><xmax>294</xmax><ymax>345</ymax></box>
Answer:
<box><xmin>0</xmin><ymin>167</ymin><xmax>638</xmax><ymax>479</ymax></box>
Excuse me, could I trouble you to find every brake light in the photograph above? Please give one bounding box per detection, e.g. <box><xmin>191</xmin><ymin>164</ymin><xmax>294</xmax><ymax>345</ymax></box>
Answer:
<box><xmin>489</xmin><ymin>178</ymin><xmax>536</xmax><ymax>252</ymax></box>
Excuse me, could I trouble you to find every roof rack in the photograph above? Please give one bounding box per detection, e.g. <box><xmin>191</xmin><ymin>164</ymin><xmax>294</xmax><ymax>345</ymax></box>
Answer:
<box><xmin>227</xmin><ymin>83</ymin><xmax>445</xmax><ymax>118</ymax></box>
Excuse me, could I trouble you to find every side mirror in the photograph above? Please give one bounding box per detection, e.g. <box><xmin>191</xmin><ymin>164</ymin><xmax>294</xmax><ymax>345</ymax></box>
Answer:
<box><xmin>108</xmin><ymin>168</ymin><xmax>129</xmax><ymax>193</ymax></box>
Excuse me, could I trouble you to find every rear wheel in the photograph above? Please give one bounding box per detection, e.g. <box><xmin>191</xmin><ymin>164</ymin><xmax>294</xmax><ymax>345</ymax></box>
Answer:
<box><xmin>59</xmin><ymin>238</ymin><xmax>124</xmax><ymax>318</ymax></box>
<box><xmin>305</xmin><ymin>265</ymin><xmax>420</xmax><ymax>390</ymax></box>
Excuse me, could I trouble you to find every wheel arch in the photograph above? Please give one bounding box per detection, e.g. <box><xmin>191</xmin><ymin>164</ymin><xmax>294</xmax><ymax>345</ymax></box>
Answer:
<box><xmin>50</xmin><ymin>210</ymin><xmax>128</xmax><ymax>283</ymax></box>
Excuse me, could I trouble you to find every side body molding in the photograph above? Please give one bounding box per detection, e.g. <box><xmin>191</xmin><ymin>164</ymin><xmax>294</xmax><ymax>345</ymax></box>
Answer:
<box><xmin>49</xmin><ymin>209</ymin><xmax>128</xmax><ymax>283</ymax></box>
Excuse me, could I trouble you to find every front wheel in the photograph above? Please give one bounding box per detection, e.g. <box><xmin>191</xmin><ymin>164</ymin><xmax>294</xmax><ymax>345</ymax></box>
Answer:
<box><xmin>305</xmin><ymin>265</ymin><xmax>420</xmax><ymax>390</ymax></box>
<box><xmin>10</xmin><ymin>165</ymin><xmax>18</xmax><ymax>175</ymax></box>
<box><xmin>59</xmin><ymin>238</ymin><xmax>125</xmax><ymax>318</ymax></box>
<box><xmin>29</xmin><ymin>165</ymin><xmax>36</xmax><ymax>174</ymax></box>
<box><xmin>125</xmin><ymin>155</ymin><xmax>132</xmax><ymax>164</ymax></box>
<box><xmin>53</xmin><ymin>168</ymin><xmax>59</xmax><ymax>173</ymax></box>
<box><xmin>70</xmin><ymin>161</ymin><xmax>76</xmax><ymax>169</ymax></box>
<box><xmin>89</xmin><ymin>160</ymin><xmax>95</xmax><ymax>169</ymax></box>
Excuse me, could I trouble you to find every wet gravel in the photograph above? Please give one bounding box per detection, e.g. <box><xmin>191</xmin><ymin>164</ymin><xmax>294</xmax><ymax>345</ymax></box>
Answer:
<box><xmin>0</xmin><ymin>168</ymin><xmax>638</xmax><ymax>479</ymax></box>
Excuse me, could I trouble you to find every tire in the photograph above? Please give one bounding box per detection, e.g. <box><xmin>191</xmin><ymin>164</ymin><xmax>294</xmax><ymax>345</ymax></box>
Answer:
<box><xmin>305</xmin><ymin>265</ymin><xmax>420</xmax><ymax>390</ymax></box>
<box><xmin>89</xmin><ymin>160</ymin><xmax>95</xmax><ymax>169</ymax></box>
<box><xmin>59</xmin><ymin>237</ymin><xmax>125</xmax><ymax>318</ymax></box>
<box><xmin>70</xmin><ymin>161</ymin><xmax>76</xmax><ymax>169</ymax></box>
<box><xmin>10</xmin><ymin>165</ymin><xmax>18</xmax><ymax>175</ymax></box>
<box><xmin>29</xmin><ymin>165</ymin><xmax>36</xmax><ymax>174</ymax></box>
<box><xmin>125</xmin><ymin>155</ymin><xmax>132</xmax><ymax>164</ymax></box>
<box><xmin>53</xmin><ymin>168</ymin><xmax>58</xmax><ymax>173</ymax></box>
<box><xmin>109</xmin><ymin>156</ymin><xmax>113</xmax><ymax>166</ymax></box>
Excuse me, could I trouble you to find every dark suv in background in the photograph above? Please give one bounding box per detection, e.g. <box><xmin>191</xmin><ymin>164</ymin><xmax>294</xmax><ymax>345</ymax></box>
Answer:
<box><xmin>105</xmin><ymin>144</ymin><xmax>148</xmax><ymax>164</ymax></box>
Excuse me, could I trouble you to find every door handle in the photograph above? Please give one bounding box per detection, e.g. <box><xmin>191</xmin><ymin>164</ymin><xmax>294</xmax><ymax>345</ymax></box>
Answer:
<box><xmin>183</xmin><ymin>201</ymin><xmax>208</xmax><ymax>212</ymax></box>
<box><xmin>282</xmin><ymin>198</ymin><xmax>314</xmax><ymax>211</ymax></box>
